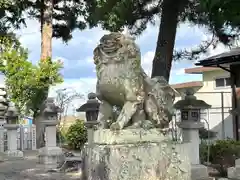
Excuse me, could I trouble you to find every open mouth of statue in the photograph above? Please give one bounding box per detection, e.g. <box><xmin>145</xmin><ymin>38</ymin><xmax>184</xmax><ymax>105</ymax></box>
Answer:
<box><xmin>99</xmin><ymin>43</ymin><xmax>122</xmax><ymax>55</ymax></box>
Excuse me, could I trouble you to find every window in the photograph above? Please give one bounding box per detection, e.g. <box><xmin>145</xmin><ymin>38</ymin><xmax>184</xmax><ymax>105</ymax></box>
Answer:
<box><xmin>225</xmin><ymin>77</ymin><xmax>231</xmax><ymax>86</ymax></box>
<box><xmin>215</xmin><ymin>77</ymin><xmax>231</xmax><ymax>88</ymax></box>
<box><xmin>181</xmin><ymin>110</ymin><xmax>188</xmax><ymax>120</ymax></box>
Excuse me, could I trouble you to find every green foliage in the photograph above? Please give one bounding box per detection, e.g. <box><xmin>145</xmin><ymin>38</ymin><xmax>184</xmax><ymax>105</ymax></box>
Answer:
<box><xmin>176</xmin><ymin>0</ymin><xmax>240</xmax><ymax>60</ymax></box>
<box><xmin>66</xmin><ymin>120</ymin><xmax>87</xmax><ymax>150</ymax></box>
<box><xmin>196</xmin><ymin>0</ymin><xmax>240</xmax><ymax>44</ymax></box>
<box><xmin>0</xmin><ymin>0</ymin><xmax>31</xmax><ymax>36</ymax></box>
<box><xmin>200</xmin><ymin>140</ymin><xmax>240</xmax><ymax>177</ymax></box>
<box><xmin>199</xmin><ymin>142</ymin><xmax>209</xmax><ymax>164</ymax></box>
<box><xmin>0</xmin><ymin>0</ymin><xmax>87</xmax><ymax>42</ymax></box>
<box><xmin>210</xmin><ymin>140</ymin><xmax>240</xmax><ymax>176</ymax></box>
<box><xmin>85</xmin><ymin>0</ymin><xmax>160</xmax><ymax>35</ymax></box>
<box><xmin>84</xmin><ymin>0</ymin><xmax>240</xmax><ymax>59</ymax></box>
<box><xmin>56</xmin><ymin>128</ymin><xmax>66</xmax><ymax>144</ymax></box>
<box><xmin>199</xmin><ymin>127</ymin><xmax>217</xmax><ymax>139</ymax></box>
<box><xmin>0</xmin><ymin>35</ymin><xmax>63</xmax><ymax>114</ymax></box>
<box><xmin>0</xmin><ymin>0</ymin><xmax>10</xmax><ymax>8</ymax></box>
<box><xmin>2</xmin><ymin>0</ymin><xmax>240</xmax><ymax>58</ymax></box>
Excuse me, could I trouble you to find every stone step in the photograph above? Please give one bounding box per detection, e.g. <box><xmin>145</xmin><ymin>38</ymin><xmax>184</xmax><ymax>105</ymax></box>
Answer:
<box><xmin>228</xmin><ymin>166</ymin><xmax>240</xmax><ymax>179</ymax></box>
<box><xmin>65</xmin><ymin>156</ymin><xmax>82</xmax><ymax>162</ymax></box>
<box><xmin>235</xmin><ymin>166</ymin><xmax>240</xmax><ymax>179</ymax></box>
<box><xmin>228</xmin><ymin>167</ymin><xmax>236</xmax><ymax>179</ymax></box>
<box><xmin>236</xmin><ymin>159</ymin><xmax>240</xmax><ymax>166</ymax></box>
<box><xmin>191</xmin><ymin>164</ymin><xmax>208</xmax><ymax>180</ymax></box>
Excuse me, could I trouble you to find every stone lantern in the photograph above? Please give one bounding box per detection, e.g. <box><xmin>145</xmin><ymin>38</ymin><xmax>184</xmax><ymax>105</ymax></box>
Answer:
<box><xmin>77</xmin><ymin>92</ymin><xmax>100</xmax><ymax>178</ymax></box>
<box><xmin>77</xmin><ymin>92</ymin><xmax>100</xmax><ymax>128</ymax></box>
<box><xmin>4</xmin><ymin>103</ymin><xmax>23</xmax><ymax>157</ymax></box>
<box><xmin>174</xmin><ymin>89</ymin><xmax>211</xmax><ymax>180</ymax></box>
<box><xmin>0</xmin><ymin>86</ymin><xmax>8</xmax><ymax>152</ymax></box>
<box><xmin>38</xmin><ymin>97</ymin><xmax>64</xmax><ymax>169</ymax></box>
<box><xmin>76</xmin><ymin>92</ymin><xmax>100</xmax><ymax>146</ymax></box>
<box><xmin>5</xmin><ymin>103</ymin><xmax>19</xmax><ymax>123</ymax></box>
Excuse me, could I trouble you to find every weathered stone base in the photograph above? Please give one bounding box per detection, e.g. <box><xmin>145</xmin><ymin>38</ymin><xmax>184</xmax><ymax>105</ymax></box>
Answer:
<box><xmin>38</xmin><ymin>146</ymin><xmax>64</xmax><ymax>169</ymax></box>
<box><xmin>5</xmin><ymin>150</ymin><xmax>24</xmax><ymax>158</ymax></box>
<box><xmin>191</xmin><ymin>164</ymin><xmax>208</xmax><ymax>180</ymax></box>
<box><xmin>0</xmin><ymin>152</ymin><xmax>5</xmax><ymax>161</ymax></box>
<box><xmin>83</xmin><ymin>128</ymin><xmax>191</xmax><ymax>180</ymax></box>
<box><xmin>228</xmin><ymin>159</ymin><xmax>240</xmax><ymax>179</ymax></box>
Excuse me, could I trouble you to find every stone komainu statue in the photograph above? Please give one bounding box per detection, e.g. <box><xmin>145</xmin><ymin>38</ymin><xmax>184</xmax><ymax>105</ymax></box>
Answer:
<box><xmin>93</xmin><ymin>32</ymin><xmax>176</xmax><ymax>130</ymax></box>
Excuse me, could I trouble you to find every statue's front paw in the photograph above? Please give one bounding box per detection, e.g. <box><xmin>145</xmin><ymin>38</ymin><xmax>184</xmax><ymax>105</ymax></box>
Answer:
<box><xmin>97</xmin><ymin>120</ymin><xmax>109</xmax><ymax>129</ymax></box>
<box><xmin>142</xmin><ymin>120</ymin><xmax>155</xmax><ymax>129</ymax></box>
<box><xmin>110</xmin><ymin>122</ymin><xmax>121</xmax><ymax>131</ymax></box>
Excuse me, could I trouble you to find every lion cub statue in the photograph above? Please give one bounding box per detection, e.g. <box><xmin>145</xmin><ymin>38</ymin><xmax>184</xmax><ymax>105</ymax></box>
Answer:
<box><xmin>93</xmin><ymin>32</ymin><xmax>176</xmax><ymax>130</ymax></box>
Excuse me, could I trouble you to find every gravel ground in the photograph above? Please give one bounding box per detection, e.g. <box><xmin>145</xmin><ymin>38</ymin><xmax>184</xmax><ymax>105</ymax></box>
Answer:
<box><xmin>0</xmin><ymin>151</ymin><xmax>82</xmax><ymax>180</ymax></box>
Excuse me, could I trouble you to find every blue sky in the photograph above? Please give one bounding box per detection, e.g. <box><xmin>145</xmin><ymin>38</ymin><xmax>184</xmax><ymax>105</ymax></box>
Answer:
<box><xmin>19</xmin><ymin>21</ymin><xmax>203</xmax><ymax>81</ymax></box>
<box><xmin>13</xmin><ymin>18</ymin><xmax>227</xmax><ymax>114</ymax></box>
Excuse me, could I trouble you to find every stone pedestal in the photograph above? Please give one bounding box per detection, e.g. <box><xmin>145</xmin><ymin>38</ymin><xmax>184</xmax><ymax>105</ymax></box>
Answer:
<box><xmin>0</xmin><ymin>125</ymin><xmax>4</xmax><ymax>153</ymax></box>
<box><xmin>4</xmin><ymin>124</ymin><xmax>23</xmax><ymax>158</ymax></box>
<box><xmin>177</xmin><ymin>121</ymin><xmax>208</xmax><ymax>180</ymax></box>
<box><xmin>0</xmin><ymin>122</ymin><xmax>5</xmax><ymax>161</ymax></box>
<box><xmin>83</xmin><ymin>128</ymin><xmax>191</xmax><ymax>180</ymax></box>
<box><xmin>38</xmin><ymin>120</ymin><xmax>64</xmax><ymax>169</ymax></box>
<box><xmin>228</xmin><ymin>158</ymin><xmax>240</xmax><ymax>179</ymax></box>
<box><xmin>31</xmin><ymin>124</ymin><xmax>37</xmax><ymax>150</ymax></box>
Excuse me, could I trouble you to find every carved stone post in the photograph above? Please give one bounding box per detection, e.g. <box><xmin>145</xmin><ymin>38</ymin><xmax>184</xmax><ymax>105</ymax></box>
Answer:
<box><xmin>31</xmin><ymin>124</ymin><xmax>37</xmax><ymax>150</ymax></box>
<box><xmin>83</xmin><ymin>121</ymin><xmax>99</xmax><ymax>179</ymax></box>
<box><xmin>174</xmin><ymin>89</ymin><xmax>211</xmax><ymax>180</ymax></box>
<box><xmin>0</xmin><ymin>86</ymin><xmax>8</xmax><ymax>153</ymax></box>
<box><xmin>38</xmin><ymin>98</ymin><xmax>64</xmax><ymax>169</ymax></box>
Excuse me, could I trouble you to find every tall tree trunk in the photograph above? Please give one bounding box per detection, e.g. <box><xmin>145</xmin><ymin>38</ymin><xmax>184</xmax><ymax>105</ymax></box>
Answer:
<box><xmin>40</xmin><ymin>0</ymin><xmax>53</xmax><ymax>61</ymax></box>
<box><xmin>36</xmin><ymin>0</ymin><xmax>53</xmax><ymax>149</ymax></box>
<box><xmin>151</xmin><ymin>0</ymin><xmax>186</xmax><ymax>81</ymax></box>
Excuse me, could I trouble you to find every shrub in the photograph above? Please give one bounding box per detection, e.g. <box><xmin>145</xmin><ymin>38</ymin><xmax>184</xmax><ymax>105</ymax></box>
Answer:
<box><xmin>65</xmin><ymin>120</ymin><xmax>87</xmax><ymax>150</ymax></box>
<box><xmin>209</xmin><ymin>140</ymin><xmax>240</xmax><ymax>177</ymax></box>
<box><xmin>56</xmin><ymin>128</ymin><xmax>66</xmax><ymax>144</ymax></box>
<box><xmin>199</xmin><ymin>128</ymin><xmax>217</xmax><ymax>140</ymax></box>
<box><xmin>199</xmin><ymin>142</ymin><xmax>209</xmax><ymax>164</ymax></box>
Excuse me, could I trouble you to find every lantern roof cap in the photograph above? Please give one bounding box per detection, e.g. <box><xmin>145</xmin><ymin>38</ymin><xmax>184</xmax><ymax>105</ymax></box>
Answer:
<box><xmin>173</xmin><ymin>88</ymin><xmax>211</xmax><ymax>110</ymax></box>
<box><xmin>77</xmin><ymin>92</ymin><xmax>100</xmax><ymax>112</ymax></box>
<box><xmin>6</xmin><ymin>103</ymin><xmax>19</xmax><ymax>117</ymax></box>
<box><xmin>42</xmin><ymin>97</ymin><xmax>61</xmax><ymax>113</ymax></box>
<box><xmin>88</xmin><ymin>92</ymin><xmax>97</xmax><ymax>99</ymax></box>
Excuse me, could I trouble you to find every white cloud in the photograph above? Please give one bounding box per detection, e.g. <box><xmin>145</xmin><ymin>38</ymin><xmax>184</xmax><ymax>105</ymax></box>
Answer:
<box><xmin>82</xmin><ymin>56</ymin><xmax>94</xmax><ymax>65</ymax></box>
<box><xmin>141</xmin><ymin>51</ymin><xmax>154</xmax><ymax>76</ymax></box>
<box><xmin>177</xmin><ymin>23</ymin><xmax>209</xmax><ymax>42</ymax></box>
<box><xmin>203</xmin><ymin>43</ymin><xmax>229</xmax><ymax>58</ymax></box>
<box><xmin>0</xmin><ymin>74</ymin><xmax>5</xmax><ymax>86</ymax></box>
<box><xmin>172</xmin><ymin>68</ymin><xmax>185</xmax><ymax>76</ymax></box>
<box><xmin>136</xmin><ymin>22</ymin><xmax>212</xmax><ymax>77</ymax></box>
<box><xmin>141</xmin><ymin>50</ymin><xmax>185</xmax><ymax>77</ymax></box>
<box><xmin>17</xmin><ymin>19</ymin><xmax>108</xmax><ymax>57</ymax></box>
<box><xmin>49</xmin><ymin>77</ymin><xmax>97</xmax><ymax>114</ymax></box>
<box><xmin>49</xmin><ymin>78</ymin><xmax>97</xmax><ymax>97</ymax></box>
<box><xmin>53</xmin><ymin>56</ymin><xmax>70</xmax><ymax>67</ymax></box>
<box><xmin>16</xmin><ymin>20</ymin><xmax>40</xmax><ymax>47</ymax></box>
